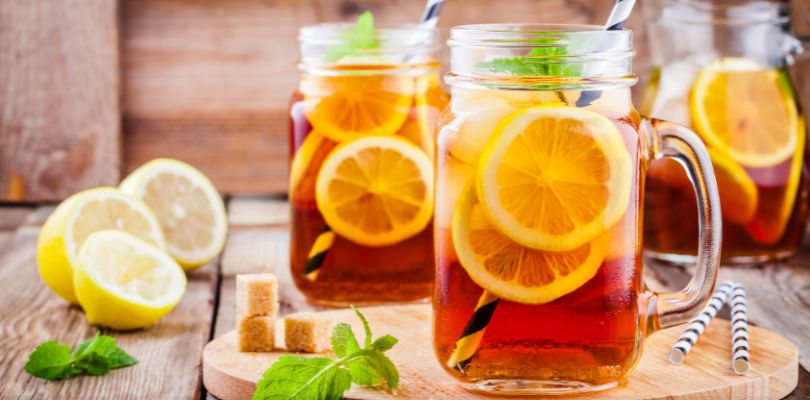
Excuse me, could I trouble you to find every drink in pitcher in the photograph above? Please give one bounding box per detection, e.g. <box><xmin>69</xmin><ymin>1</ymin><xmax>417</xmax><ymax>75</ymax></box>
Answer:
<box><xmin>433</xmin><ymin>24</ymin><xmax>721</xmax><ymax>395</ymax></box>
<box><xmin>289</xmin><ymin>14</ymin><xmax>448</xmax><ymax>305</ymax></box>
<box><xmin>641</xmin><ymin>0</ymin><xmax>809</xmax><ymax>264</ymax></box>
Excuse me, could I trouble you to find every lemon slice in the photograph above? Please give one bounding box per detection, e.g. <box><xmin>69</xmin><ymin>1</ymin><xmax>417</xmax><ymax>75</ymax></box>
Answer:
<box><xmin>37</xmin><ymin>188</ymin><xmax>165</xmax><ymax>304</ymax></box>
<box><xmin>691</xmin><ymin>57</ymin><xmax>800</xmax><ymax>168</ymax></box>
<box><xmin>120</xmin><ymin>159</ymin><xmax>227</xmax><ymax>270</ymax></box>
<box><xmin>477</xmin><ymin>104</ymin><xmax>632</xmax><ymax>252</ymax></box>
<box><xmin>289</xmin><ymin>132</ymin><xmax>338</xmax><ymax>209</ymax></box>
<box><xmin>304</xmin><ymin>75</ymin><xmax>413</xmax><ymax>142</ymax></box>
<box><xmin>315</xmin><ymin>136</ymin><xmax>433</xmax><ymax>247</ymax></box>
<box><xmin>453</xmin><ymin>184</ymin><xmax>608</xmax><ymax>304</ymax></box>
<box><xmin>74</xmin><ymin>230</ymin><xmax>187</xmax><ymax>330</ymax></box>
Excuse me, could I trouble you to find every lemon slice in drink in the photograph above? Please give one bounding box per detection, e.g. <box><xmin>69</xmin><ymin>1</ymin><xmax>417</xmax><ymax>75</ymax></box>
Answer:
<box><xmin>477</xmin><ymin>104</ymin><xmax>632</xmax><ymax>252</ymax></box>
<box><xmin>74</xmin><ymin>230</ymin><xmax>187</xmax><ymax>330</ymax></box>
<box><xmin>691</xmin><ymin>57</ymin><xmax>800</xmax><ymax>168</ymax></box>
<box><xmin>453</xmin><ymin>184</ymin><xmax>608</xmax><ymax>304</ymax></box>
<box><xmin>289</xmin><ymin>132</ymin><xmax>338</xmax><ymax>209</ymax></box>
<box><xmin>305</xmin><ymin>75</ymin><xmax>413</xmax><ymax>142</ymax></box>
<box><xmin>37</xmin><ymin>188</ymin><xmax>166</xmax><ymax>304</ymax></box>
<box><xmin>120</xmin><ymin>159</ymin><xmax>227</xmax><ymax>270</ymax></box>
<box><xmin>315</xmin><ymin>136</ymin><xmax>433</xmax><ymax>247</ymax></box>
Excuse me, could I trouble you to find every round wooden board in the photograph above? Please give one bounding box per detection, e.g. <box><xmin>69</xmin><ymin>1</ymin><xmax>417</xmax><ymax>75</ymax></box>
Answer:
<box><xmin>203</xmin><ymin>304</ymin><xmax>798</xmax><ymax>400</ymax></box>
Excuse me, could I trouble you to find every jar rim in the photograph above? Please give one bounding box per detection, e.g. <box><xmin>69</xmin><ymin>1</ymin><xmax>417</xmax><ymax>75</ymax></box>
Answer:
<box><xmin>647</xmin><ymin>0</ymin><xmax>789</xmax><ymax>26</ymax></box>
<box><xmin>299</xmin><ymin>22</ymin><xmax>439</xmax><ymax>47</ymax></box>
<box><xmin>449</xmin><ymin>24</ymin><xmax>633</xmax><ymax>49</ymax></box>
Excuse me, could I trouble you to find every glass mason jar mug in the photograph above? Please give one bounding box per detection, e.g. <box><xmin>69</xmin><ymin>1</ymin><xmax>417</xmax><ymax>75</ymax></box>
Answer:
<box><xmin>641</xmin><ymin>0</ymin><xmax>809</xmax><ymax>264</ymax></box>
<box><xmin>433</xmin><ymin>24</ymin><xmax>721</xmax><ymax>395</ymax></box>
<box><xmin>289</xmin><ymin>23</ymin><xmax>448</xmax><ymax>305</ymax></box>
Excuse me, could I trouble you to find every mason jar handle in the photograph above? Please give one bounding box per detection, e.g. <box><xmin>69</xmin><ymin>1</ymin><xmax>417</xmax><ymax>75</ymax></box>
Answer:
<box><xmin>644</xmin><ymin>118</ymin><xmax>722</xmax><ymax>330</ymax></box>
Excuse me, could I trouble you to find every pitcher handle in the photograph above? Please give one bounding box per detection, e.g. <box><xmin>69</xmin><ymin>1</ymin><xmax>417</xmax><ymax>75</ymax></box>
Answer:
<box><xmin>644</xmin><ymin>118</ymin><xmax>723</xmax><ymax>330</ymax></box>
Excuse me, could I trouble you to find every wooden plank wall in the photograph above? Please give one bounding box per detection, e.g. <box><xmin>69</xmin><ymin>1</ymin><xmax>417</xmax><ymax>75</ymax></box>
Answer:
<box><xmin>0</xmin><ymin>0</ymin><xmax>121</xmax><ymax>202</ymax></box>
<box><xmin>1</xmin><ymin>0</ymin><xmax>807</xmax><ymax>200</ymax></box>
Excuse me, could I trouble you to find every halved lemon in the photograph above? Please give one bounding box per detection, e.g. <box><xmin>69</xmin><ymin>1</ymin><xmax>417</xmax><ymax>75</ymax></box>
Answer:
<box><xmin>315</xmin><ymin>136</ymin><xmax>433</xmax><ymax>247</ymax></box>
<box><xmin>304</xmin><ymin>75</ymin><xmax>413</xmax><ymax>142</ymax></box>
<box><xmin>74</xmin><ymin>230</ymin><xmax>187</xmax><ymax>330</ymax></box>
<box><xmin>691</xmin><ymin>57</ymin><xmax>800</xmax><ymax>168</ymax></box>
<box><xmin>37</xmin><ymin>188</ymin><xmax>165</xmax><ymax>304</ymax></box>
<box><xmin>477</xmin><ymin>104</ymin><xmax>632</xmax><ymax>252</ymax></box>
<box><xmin>453</xmin><ymin>184</ymin><xmax>608</xmax><ymax>304</ymax></box>
<box><xmin>120</xmin><ymin>159</ymin><xmax>227</xmax><ymax>270</ymax></box>
<box><xmin>289</xmin><ymin>132</ymin><xmax>338</xmax><ymax>209</ymax></box>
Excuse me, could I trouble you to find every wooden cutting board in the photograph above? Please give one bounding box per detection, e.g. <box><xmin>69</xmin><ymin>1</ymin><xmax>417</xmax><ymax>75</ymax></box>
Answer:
<box><xmin>202</xmin><ymin>305</ymin><xmax>798</xmax><ymax>400</ymax></box>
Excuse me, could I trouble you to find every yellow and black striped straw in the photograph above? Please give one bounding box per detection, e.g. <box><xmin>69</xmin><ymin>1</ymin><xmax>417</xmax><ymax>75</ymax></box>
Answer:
<box><xmin>303</xmin><ymin>225</ymin><xmax>335</xmax><ymax>282</ymax></box>
<box><xmin>447</xmin><ymin>291</ymin><xmax>500</xmax><ymax>370</ymax></box>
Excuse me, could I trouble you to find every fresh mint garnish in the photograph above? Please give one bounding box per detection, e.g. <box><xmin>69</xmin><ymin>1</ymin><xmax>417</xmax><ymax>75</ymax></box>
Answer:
<box><xmin>253</xmin><ymin>306</ymin><xmax>400</xmax><ymax>400</ymax></box>
<box><xmin>325</xmin><ymin>11</ymin><xmax>380</xmax><ymax>62</ymax></box>
<box><xmin>24</xmin><ymin>333</ymin><xmax>137</xmax><ymax>380</ymax></box>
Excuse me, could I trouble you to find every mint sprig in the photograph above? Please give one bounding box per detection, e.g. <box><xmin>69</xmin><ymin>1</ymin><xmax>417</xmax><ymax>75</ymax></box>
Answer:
<box><xmin>253</xmin><ymin>306</ymin><xmax>399</xmax><ymax>400</ymax></box>
<box><xmin>325</xmin><ymin>11</ymin><xmax>380</xmax><ymax>62</ymax></box>
<box><xmin>24</xmin><ymin>333</ymin><xmax>137</xmax><ymax>380</ymax></box>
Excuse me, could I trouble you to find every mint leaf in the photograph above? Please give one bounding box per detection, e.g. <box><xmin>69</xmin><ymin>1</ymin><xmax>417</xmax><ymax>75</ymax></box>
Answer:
<box><xmin>351</xmin><ymin>306</ymin><xmax>372</xmax><ymax>348</ymax></box>
<box><xmin>360</xmin><ymin>350</ymin><xmax>399</xmax><ymax>389</ymax></box>
<box><xmin>23</xmin><ymin>334</ymin><xmax>137</xmax><ymax>381</ymax></box>
<box><xmin>253</xmin><ymin>307</ymin><xmax>400</xmax><ymax>399</ymax></box>
<box><xmin>24</xmin><ymin>341</ymin><xmax>79</xmax><ymax>381</ymax></box>
<box><xmin>330</xmin><ymin>323</ymin><xmax>360</xmax><ymax>358</ymax></box>
<box><xmin>253</xmin><ymin>356</ymin><xmax>352</xmax><ymax>400</ymax></box>
<box><xmin>325</xmin><ymin>11</ymin><xmax>380</xmax><ymax>62</ymax></box>
<box><xmin>370</xmin><ymin>335</ymin><xmax>397</xmax><ymax>352</ymax></box>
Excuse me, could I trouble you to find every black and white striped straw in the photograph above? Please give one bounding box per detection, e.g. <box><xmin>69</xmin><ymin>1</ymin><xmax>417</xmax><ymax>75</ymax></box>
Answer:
<box><xmin>668</xmin><ymin>281</ymin><xmax>735</xmax><ymax>365</ymax></box>
<box><xmin>418</xmin><ymin>0</ymin><xmax>445</xmax><ymax>27</ymax></box>
<box><xmin>730</xmin><ymin>284</ymin><xmax>750</xmax><ymax>375</ymax></box>
<box><xmin>576</xmin><ymin>0</ymin><xmax>638</xmax><ymax>107</ymax></box>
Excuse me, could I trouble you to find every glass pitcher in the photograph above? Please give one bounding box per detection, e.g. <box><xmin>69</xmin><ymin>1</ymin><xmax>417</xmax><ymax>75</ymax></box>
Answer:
<box><xmin>432</xmin><ymin>24</ymin><xmax>721</xmax><ymax>395</ymax></box>
<box><xmin>289</xmin><ymin>22</ymin><xmax>448</xmax><ymax>305</ymax></box>
<box><xmin>641</xmin><ymin>0</ymin><xmax>809</xmax><ymax>265</ymax></box>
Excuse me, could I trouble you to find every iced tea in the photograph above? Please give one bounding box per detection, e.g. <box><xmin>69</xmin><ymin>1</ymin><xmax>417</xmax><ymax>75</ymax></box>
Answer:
<box><xmin>290</xmin><ymin>22</ymin><xmax>447</xmax><ymax>305</ymax></box>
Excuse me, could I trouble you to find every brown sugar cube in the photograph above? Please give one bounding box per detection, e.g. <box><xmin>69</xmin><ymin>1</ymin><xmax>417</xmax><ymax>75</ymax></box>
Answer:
<box><xmin>236</xmin><ymin>273</ymin><xmax>278</xmax><ymax>317</ymax></box>
<box><xmin>237</xmin><ymin>315</ymin><xmax>276</xmax><ymax>352</ymax></box>
<box><xmin>284</xmin><ymin>312</ymin><xmax>337</xmax><ymax>353</ymax></box>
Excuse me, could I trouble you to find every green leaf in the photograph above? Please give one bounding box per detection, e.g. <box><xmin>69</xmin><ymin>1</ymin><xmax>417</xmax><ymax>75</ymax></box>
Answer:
<box><xmin>24</xmin><ymin>341</ymin><xmax>79</xmax><ymax>381</ymax></box>
<box><xmin>351</xmin><ymin>306</ymin><xmax>372</xmax><ymax>348</ymax></box>
<box><xmin>330</xmin><ymin>323</ymin><xmax>360</xmax><ymax>358</ymax></box>
<box><xmin>325</xmin><ymin>11</ymin><xmax>380</xmax><ymax>62</ymax></box>
<box><xmin>74</xmin><ymin>333</ymin><xmax>137</xmax><ymax>370</ymax></box>
<box><xmin>359</xmin><ymin>350</ymin><xmax>399</xmax><ymax>390</ymax></box>
<box><xmin>103</xmin><ymin>347</ymin><xmax>138</xmax><ymax>369</ymax></box>
<box><xmin>75</xmin><ymin>353</ymin><xmax>110</xmax><ymax>376</ymax></box>
<box><xmin>370</xmin><ymin>335</ymin><xmax>397</xmax><ymax>352</ymax></box>
<box><xmin>346</xmin><ymin>358</ymin><xmax>383</xmax><ymax>386</ymax></box>
<box><xmin>252</xmin><ymin>356</ymin><xmax>352</xmax><ymax>400</ymax></box>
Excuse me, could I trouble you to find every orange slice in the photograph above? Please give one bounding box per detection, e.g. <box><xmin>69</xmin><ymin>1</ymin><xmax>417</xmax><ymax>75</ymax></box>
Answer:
<box><xmin>477</xmin><ymin>104</ymin><xmax>632</xmax><ymax>252</ymax></box>
<box><xmin>304</xmin><ymin>75</ymin><xmax>413</xmax><ymax>142</ymax></box>
<box><xmin>289</xmin><ymin>132</ymin><xmax>338</xmax><ymax>209</ymax></box>
<box><xmin>452</xmin><ymin>184</ymin><xmax>608</xmax><ymax>304</ymax></box>
<box><xmin>315</xmin><ymin>136</ymin><xmax>433</xmax><ymax>247</ymax></box>
<box><xmin>691</xmin><ymin>58</ymin><xmax>800</xmax><ymax>168</ymax></box>
<box><xmin>746</xmin><ymin>116</ymin><xmax>807</xmax><ymax>245</ymax></box>
<box><xmin>647</xmin><ymin>149</ymin><xmax>758</xmax><ymax>225</ymax></box>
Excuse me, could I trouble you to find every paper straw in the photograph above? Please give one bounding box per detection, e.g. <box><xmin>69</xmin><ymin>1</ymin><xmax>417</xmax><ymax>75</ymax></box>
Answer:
<box><xmin>668</xmin><ymin>281</ymin><xmax>735</xmax><ymax>365</ymax></box>
<box><xmin>446</xmin><ymin>291</ymin><xmax>500</xmax><ymax>370</ymax></box>
<box><xmin>730</xmin><ymin>284</ymin><xmax>750</xmax><ymax>375</ymax></box>
<box><xmin>302</xmin><ymin>226</ymin><xmax>335</xmax><ymax>282</ymax></box>
<box><xmin>576</xmin><ymin>0</ymin><xmax>637</xmax><ymax>107</ymax></box>
<box><xmin>418</xmin><ymin>0</ymin><xmax>445</xmax><ymax>27</ymax></box>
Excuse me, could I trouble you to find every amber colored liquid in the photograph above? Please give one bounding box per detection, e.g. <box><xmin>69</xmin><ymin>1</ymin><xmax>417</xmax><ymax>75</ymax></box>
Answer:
<box><xmin>643</xmin><ymin>68</ymin><xmax>810</xmax><ymax>263</ymax></box>
<box><xmin>433</xmin><ymin>86</ymin><xmax>648</xmax><ymax>387</ymax></box>
<box><xmin>289</xmin><ymin>68</ymin><xmax>448</xmax><ymax>305</ymax></box>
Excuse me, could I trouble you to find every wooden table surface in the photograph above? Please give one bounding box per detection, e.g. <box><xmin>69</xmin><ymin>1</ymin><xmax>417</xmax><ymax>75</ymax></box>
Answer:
<box><xmin>1</xmin><ymin>196</ymin><xmax>808</xmax><ymax>399</ymax></box>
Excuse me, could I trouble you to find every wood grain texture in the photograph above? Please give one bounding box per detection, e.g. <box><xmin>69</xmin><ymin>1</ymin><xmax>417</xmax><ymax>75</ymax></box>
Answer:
<box><xmin>0</xmin><ymin>207</ymin><xmax>218</xmax><ymax>399</ymax></box>
<box><xmin>0</xmin><ymin>0</ymin><xmax>121</xmax><ymax>202</ymax></box>
<box><xmin>203</xmin><ymin>305</ymin><xmax>798</xmax><ymax>400</ymax></box>
<box><xmin>120</xmin><ymin>0</ymin><xmax>644</xmax><ymax>195</ymax></box>
<box><xmin>792</xmin><ymin>0</ymin><xmax>810</xmax><ymax>38</ymax></box>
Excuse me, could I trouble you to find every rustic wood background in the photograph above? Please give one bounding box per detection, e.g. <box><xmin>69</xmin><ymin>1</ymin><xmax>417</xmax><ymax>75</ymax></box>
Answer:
<box><xmin>1</xmin><ymin>0</ymin><xmax>809</xmax><ymax>201</ymax></box>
